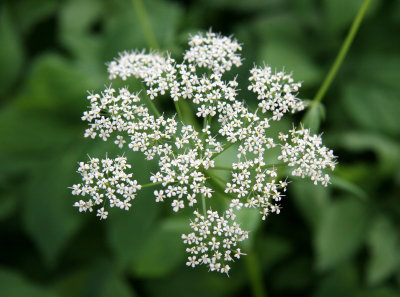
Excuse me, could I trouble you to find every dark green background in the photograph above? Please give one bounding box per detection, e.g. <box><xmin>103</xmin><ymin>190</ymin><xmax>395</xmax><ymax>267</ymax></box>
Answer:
<box><xmin>1</xmin><ymin>0</ymin><xmax>400</xmax><ymax>296</ymax></box>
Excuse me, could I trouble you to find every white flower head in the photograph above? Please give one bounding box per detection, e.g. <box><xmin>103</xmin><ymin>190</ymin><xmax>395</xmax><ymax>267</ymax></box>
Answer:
<box><xmin>71</xmin><ymin>30</ymin><xmax>337</xmax><ymax>274</ymax></box>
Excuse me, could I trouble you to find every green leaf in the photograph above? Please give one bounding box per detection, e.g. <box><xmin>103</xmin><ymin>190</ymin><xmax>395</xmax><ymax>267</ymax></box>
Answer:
<box><xmin>367</xmin><ymin>216</ymin><xmax>400</xmax><ymax>285</ymax></box>
<box><xmin>0</xmin><ymin>193</ymin><xmax>18</xmax><ymax>221</ymax></box>
<box><xmin>290</xmin><ymin>180</ymin><xmax>331</xmax><ymax>231</ymax></box>
<box><xmin>104</xmin><ymin>0</ymin><xmax>181</xmax><ymax>56</ymax></box>
<box><xmin>315</xmin><ymin>198</ymin><xmax>369</xmax><ymax>271</ymax></box>
<box><xmin>54</xmin><ymin>260</ymin><xmax>137</xmax><ymax>297</ymax></box>
<box><xmin>7</xmin><ymin>0</ymin><xmax>58</xmax><ymax>34</ymax></box>
<box><xmin>59</xmin><ymin>0</ymin><xmax>104</xmax><ymax>66</ymax></box>
<box><xmin>0</xmin><ymin>5</ymin><xmax>24</xmax><ymax>98</ymax></box>
<box><xmin>132</xmin><ymin>219</ymin><xmax>185</xmax><ymax>277</ymax></box>
<box><xmin>106</xmin><ymin>187</ymin><xmax>160</xmax><ymax>269</ymax></box>
<box><xmin>259</xmin><ymin>41</ymin><xmax>323</xmax><ymax>87</ymax></box>
<box><xmin>16</xmin><ymin>54</ymin><xmax>96</xmax><ymax>118</ymax></box>
<box><xmin>330</xmin><ymin>132</ymin><xmax>400</xmax><ymax>175</ymax></box>
<box><xmin>143</xmin><ymin>264</ymin><xmax>246</xmax><ymax>297</ymax></box>
<box><xmin>271</xmin><ymin>256</ymin><xmax>312</xmax><ymax>293</ymax></box>
<box><xmin>343</xmin><ymin>81</ymin><xmax>400</xmax><ymax>136</ymax></box>
<box><xmin>323</xmin><ymin>0</ymin><xmax>379</xmax><ymax>32</ymax></box>
<box><xmin>303</xmin><ymin>101</ymin><xmax>326</xmax><ymax>134</ymax></box>
<box><xmin>22</xmin><ymin>144</ymin><xmax>84</xmax><ymax>266</ymax></box>
<box><xmin>311</xmin><ymin>263</ymin><xmax>358</xmax><ymax>297</ymax></box>
<box><xmin>330</xmin><ymin>175</ymin><xmax>367</xmax><ymax>201</ymax></box>
<box><xmin>0</xmin><ymin>268</ymin><xmax>59</xmax><ymax>297</ymax></box>
<box><xmin>0</xmin><ymin>106</ymin><xmax>73</xmax><ymax>155</ymax></box>
<box><xmin>258</xmin><ymin>235</ymin><xmax>293</xmax><ymax>272</ymax></box>
<box><xmin>354</xmin><ymin>288</ymin><xmax>400</xmax><ymax>297</ymax></box>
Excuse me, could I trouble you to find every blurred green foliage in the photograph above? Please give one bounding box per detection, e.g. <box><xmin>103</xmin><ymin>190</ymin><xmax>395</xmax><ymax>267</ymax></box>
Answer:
<box><xmin>1</xmin><ymin>0</ymin><xmax>400</xmax><ymax>296</ymax></box>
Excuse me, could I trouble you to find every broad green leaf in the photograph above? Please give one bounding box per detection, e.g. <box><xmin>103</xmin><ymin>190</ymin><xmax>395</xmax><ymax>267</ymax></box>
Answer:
<box><xmin>258</xmin><ymin>235</ymin><xmax>293</xmax><ymax>272</ymax></box>
<box><xmin>330</xmin><ymin>175</ymin><xmax>367</xmax><ymax>201</ymax></box>
<box><xmin>0</xmin><ymin>193</ymin><xmax>18</xmax><ymax>221</ymax></box>
<box><xmin>354</xmin><ymin>288</ymin><xmax>400</xmax><ymax>297</ymax></box>
<box><xmin>59</xmin><ymin>0</ymin><xmax>102</xmax><ymax>35</ymax></box>
<box><xmin>236</xmin><ymin>207</ymin><xmax>261</xmax><ymax>248</ymax></box>
<box><xmin>250</xmin><ymin>14</ymin><xmax>303</xmax><ymax>43</ymax></box>
<box><xmin>367</xmin><ymin>216</ymin><xmax>400</xmax><ymax>285</ymax></box>
<box><xmin>59</xmin><ymin>0</ymin><xmax>104</xmax><ymax>67</ymax></box>
<box><xmin>22</xmin><ymin>144</ymin><xmax>84</xmax><ymax>266</ymax></box>
<box><xmin>323</xmin><ymin>0</ymin><xmax>379</xmax><ymax>32</ymax></box>
<box><xmin>0</xmin><ymin>268</ymin><xmax>59</xmax><ymax>297</ymax></box>
<box><xmin>85</xmin><ymin>261</ymin><xmax>136</xmax><ymax>297</ymax></box>
<box><xmin>311</xmin><ymin>264</ymin><xmax>358</xmax><ymax>297</ymax></box>
<box><xmin>303</xmin><ymin>101</ymin><xmax>326</xmax><ymax>134</ymax></box>
<box><xmin>143</xmin><ymin>263</ymin><xmax>246</xmax><ymax>297</ymax></box>
<box><xmin>104</xmin><ymin>0</ymin><xmax>181</xmax><ymax>56</ymax></box>
<box><xmin>315</xmin><ymin>198</ymin><xmax>369</xmax><ymax>271</ymax></box>
<box><xmin>54</xmin><ymin>260</ymin><xmax>137</xmax><ymax>297</ymax></box>
<box><xmin>352</xmin><ymin>54</ymin><xmax>400</xmax><ymax>92</ymax></box>
<box><xmin>259</xmin><ymin>41</ymin><xmax>323</xmax><ymax>86</ymax></box>
<box><xmin>16</xmin><ymin>54</ymin><xmax>95</xmax><ymax>118</ymax></box>
<box><xmin>343</xmin><ymin>82</ymin><xmax>400</xmax><ymax>136</ymax></box>
<box><xmin>106</xmin><ymin>187</ymin><xmax>160</xmax><ymax>269</ymax></box>
<box><xmin>271</xmin><ymin>256</ymin><xmax>311</xmax><ymax>293</ymax></box>
<box><xmin>7</xmin><ymin>0</ymin><xmax>58</xmax><ymax>34</ymax></box>
<box><xmin>0</xmin><ymin>106</ymin><xmax>73</xmax><ymax>154</ymax></box>
<box><xmin>290</xmin><ymin>180</ymin><xmax>331</xmax><ymax>230</ymax></box>
<box><xmin>200</xmin><ymin>0</ymin><xmax>282</xmax><ymax>12</ymax></box>
<box><xmin>132</xmin><ymin>220</ymin><xmax>185</xmax><ymax>277</ymax></box>
<box><xmin>329</xmin><ymin>132</ymin><xmax>400</xmax><ymax>175</ymax></box>
<box><xmin>0</xmin><ymin>5</ymin><xmax>24</xmax><ymax>98</ymax></box>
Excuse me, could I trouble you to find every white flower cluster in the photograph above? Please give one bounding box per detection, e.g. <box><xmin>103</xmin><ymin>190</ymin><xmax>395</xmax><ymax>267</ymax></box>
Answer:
<box><xmin>249</xmin><ymin>66</ymin><xmax>304</xmax><ymax>120</ymax></box>
<box><xmin>71</xmin><ymin>30</ymin><xmax>337</xmax><ymax>274</ymax></box>
<box><xmin>182</xmin><ymin>210</ymin><xmax>248</xmax><ymax>275</ymax></box>
<box><xmin>278</xmin><ymin>126</ymin><xmax>337</xmax><ymax>186</ymax></box>
<box><xmin>82</xmin><ymin>86</ymin><xmax>177</xmax><ymax>160</ymax></box>
<box><xmin>71</xmin><ymin>156</ymin><xmax>141</xmax><ymax>219</ymax></box>
<box><xmin>150</xmin><ymin>124</ymin><xmax>222</xmax><ymax>212</ymax></box>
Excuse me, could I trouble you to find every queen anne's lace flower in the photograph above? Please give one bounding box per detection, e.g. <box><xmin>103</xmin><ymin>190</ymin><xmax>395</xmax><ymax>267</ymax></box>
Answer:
<box><xmin>71</xmin><ymin>156</ymin><xmax>141</xmax><ymax>219</ymax></box>
<box><xmin>182</xmin><ymin>210</ymin><xmax>248</xmax><ymax>275</ymax></box>
<box><xmin>71</xmin><ymin>30</ymin><xmax>337</xmax><ymax>275</ymax></box>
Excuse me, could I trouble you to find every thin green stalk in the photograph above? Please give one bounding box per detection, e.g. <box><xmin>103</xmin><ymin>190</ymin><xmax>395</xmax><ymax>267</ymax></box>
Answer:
<box><xmin>140</xmin><ymin>83</ymin><xmax>161</xmax><ymax>117</ymax></box>
<box><xmin>246</xmin><ymin>250</ymin><xmax>267</xmax><ymax>297</ymax></box>
<box><xmin>174</xmin><ymin>100</ymin><xmax>184</xmax><ymax>123</ymax></box>
<box><xmin>210</xmin><ymin>166</ymin><xmax>235</xmax><ymax>171</ymax></box>
<box><xmin>131</xmin><ymin>0</ymin><xmax>159</xmax><ymax>49</ymax></box>
<box><xmin>141</xmin><ymin>181</ymin><xmax>163</xmax><ymax>189</ymax></box>
<box><xmin>210</xmin><ymin>163</ymin><xmax>285</xmax><ymax>171</ymax></box>
<box><xmin>201</xmin><ymin>193</ymin><xmax>206</xmax><ymax>217</ymax></box>
<box><xmin>211</xmin><ymin>142</ymin><xmax>235</xmax><ymax>160</ymax></box>
<box><xmin>311</xmin><ymin>0</ymin><xmax>371</xmax><ymax>106</ymax></box>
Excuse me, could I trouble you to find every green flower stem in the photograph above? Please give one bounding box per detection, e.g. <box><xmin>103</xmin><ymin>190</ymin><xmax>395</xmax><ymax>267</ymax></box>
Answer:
<box><xmin>141</xmin><ymin>181</ymin><xmax>163</xmax><ymax>189</ymax></box>
<box><xmin>311</xmin><ymin>0</ymin><xmax>371</xmax><ymax>106</ymax></box>
<box><xmin>174</xmin><ymin>100</ymin><xmax>184</xmax><ymax>123</ymax></box>
<box><xmin>210</xmin><ymin>166</ymin><xmax>235</xmax><ymax>171</ymax></box>
<box><xmin>140</xmin><ymin>82</ymin><xmax>161</xmax><ymax>117</ymax></box>
<box><xmin>201</xmin><ymin>193</ymin><xmax>206</xmax><ymax>217</ymax></box>
<box><xmin>246</xmin><ymin>249</ymin><xmax>268</xmax><ymax>297</ymax></box>
<box><xmin>210</xmin><ymin>163</ymin><xmax>286</xmax><ymax>171</ymax></box>
<box><xmin>131</xmin><ymin>0</ymin><xmax>159</xmax><ymax>49</ymax></box>
<box><xmin>211</xmin><ymin>142</ymin><xmax>235</xmax><ymax>160</ymax></box>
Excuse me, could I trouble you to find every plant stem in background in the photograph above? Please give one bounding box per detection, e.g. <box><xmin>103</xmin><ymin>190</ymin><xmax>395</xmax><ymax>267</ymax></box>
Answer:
<box><xmin>131</xmin><ymin>0</ymin><xmax>159</xmax><ymax>49</ymax></box>
<box><xmin>246</xmin><ymin>249</ymin><xmax>268</xmax><ymax>297</ymax></box>
<box><xmin>141</xmin><ymin>82</ymin><xmax>161</xmax><ymax>117</ymax></box>
<box><xmin>311</xmin><ymin>0</ymin><xmax>372</xmax><ymax>106</ymax></box>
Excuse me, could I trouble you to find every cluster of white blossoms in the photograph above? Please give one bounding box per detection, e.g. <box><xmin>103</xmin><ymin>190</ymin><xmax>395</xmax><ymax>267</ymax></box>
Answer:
<box><xmin>182</xmin><ymin>210</ymin><xmax>248</xmax><ymax>274</ymax></box>
<box><xmin>71</xmin><ymin>156</ymin><xmax>141</xmax><ymax>219</ymax></box>
<box><xmin>248</xmin><ymin>66</ymin><xmax>304</xmax><ymax>121</ymax></box>
<box><xmin>71</xmin><ymin>30</ymin><xmax>337</xmax><ymax>275</ymax></box>
<box><xmin>278</xmin><ymin>126</ymin><xmax>336</xmax><ymax>186</ymax></box>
